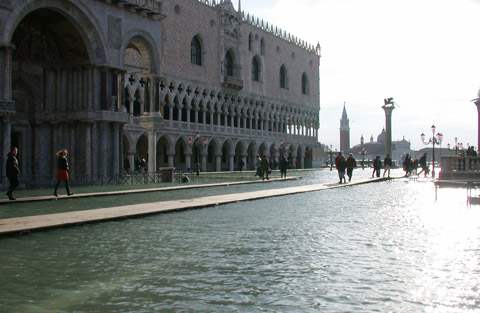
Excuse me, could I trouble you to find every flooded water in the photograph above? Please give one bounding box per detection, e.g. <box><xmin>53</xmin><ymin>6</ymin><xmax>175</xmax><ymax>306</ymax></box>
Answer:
<box><xmin>1</xmin><ymin>176</ymin><xmax>479</xmax><ymax>312</ymax></box>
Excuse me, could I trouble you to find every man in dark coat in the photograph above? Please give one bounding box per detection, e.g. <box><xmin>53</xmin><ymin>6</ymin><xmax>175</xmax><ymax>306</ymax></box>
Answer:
<box><xmin>279</xmin><ymin>155</ymin><xmax>288</xmax><ymax>179</ymax></box>
<box><xmin>261</xmin><ymin>155</ymin><xmax>270</xmax><ymax>180</ymax></box>
<box><xmin>335</xmin><ymin>152</ymin><xmax>347</xmax><ymax>184</ymax></box>
<box><xmin>372</xmin><ymin>156</ymin><xmax>382</xmax><ymax>178</ymax></box>
<box><xmin>383</xmin><ymin>154</ymin><xmax>393</xmax><ymax>178</ymax></box>
<box><xmin>6</xmin><ymin>147</ymin><xmax>20</xmax><ymax>201</ymax></box>
<box><xmin>346</xmin><ymin>153</ymin><xmax>357</xmax><ymax>182</ymax></box>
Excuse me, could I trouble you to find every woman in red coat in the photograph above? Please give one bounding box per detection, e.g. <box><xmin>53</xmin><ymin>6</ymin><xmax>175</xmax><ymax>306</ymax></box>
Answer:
<box><xmin>54</xmin><ymin>149</ymin><xmax>73</xmax><ymax>197</ymax></box>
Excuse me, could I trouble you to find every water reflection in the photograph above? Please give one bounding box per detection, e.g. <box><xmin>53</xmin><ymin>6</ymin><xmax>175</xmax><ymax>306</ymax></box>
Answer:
<box><xmin>0</xmin><ymin>179</ymin><xmax>479</xmax><ymax>312</ymax></box>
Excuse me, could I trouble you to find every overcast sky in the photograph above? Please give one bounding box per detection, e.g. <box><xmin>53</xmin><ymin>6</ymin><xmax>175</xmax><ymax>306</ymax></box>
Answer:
<box><xmin>239</xmin><ymin>0</ymin><xmax>479</xmax><ymax>150</ymax></box>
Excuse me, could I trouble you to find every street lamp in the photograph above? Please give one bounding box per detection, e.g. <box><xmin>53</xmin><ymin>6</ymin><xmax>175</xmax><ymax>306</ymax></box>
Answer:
<box><xmin>421</xmin><ymin>125</ymin><xmax>443</xmax><ymax>178</ymax></box>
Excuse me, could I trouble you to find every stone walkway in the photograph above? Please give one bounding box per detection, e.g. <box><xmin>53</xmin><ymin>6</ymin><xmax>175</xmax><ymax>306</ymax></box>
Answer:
<box><xmin>0</xmin><ymin>177</ymin><xmax>392</xmax><ymax>236</ymax></box>
<box><xmin>0</xmin><ymin>177</ymin><xmax>298</xmax><ymax>206</ymax></box>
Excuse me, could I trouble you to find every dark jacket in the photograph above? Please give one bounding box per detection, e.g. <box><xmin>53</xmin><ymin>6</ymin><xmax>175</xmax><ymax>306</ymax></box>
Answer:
<box><xmin>6</xmin><ymin>153</ymin><xmax>20</xmax><ymax>178</ymax></box>
<box><xmin>279</xmin><ymin>158</ymin><xmax>288</xmax><ymax>171</ymax></box>
<box><xmin>57</xmin><ymin>156</ymin><xmax>70</xmax><ymax>171</ymax></box>
<box><xmin>373</xmin><ymin>158</ymin><xmax>382</xmax><ymax>169</ymax></box>
<box><xmin>335</xmin><ymin>156</ymin><xmax>347</xmax><ymax>171</ymax></box>
<box><xmin>384</xmin><ymin>157</ymin><xmax>393</xmax><ymax>167</ymax></box>
<box><xmin>346</xmin><ymin>156</ymin><xmax>357</xmax><ymax>169</ymax></box>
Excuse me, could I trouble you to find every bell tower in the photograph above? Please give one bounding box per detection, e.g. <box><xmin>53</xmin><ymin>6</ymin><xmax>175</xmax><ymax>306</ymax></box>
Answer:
<box><xmin>340</xmin><ymin>103</ymin><xmax>350</xmax><ymax>153</ymax></box>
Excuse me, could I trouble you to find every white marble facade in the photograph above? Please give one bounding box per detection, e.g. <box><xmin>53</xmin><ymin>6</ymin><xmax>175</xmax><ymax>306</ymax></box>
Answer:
<box><xmin>0</xmin><ymin>0</ymin><xmax>321</xmax><ymax>186</ymax></box>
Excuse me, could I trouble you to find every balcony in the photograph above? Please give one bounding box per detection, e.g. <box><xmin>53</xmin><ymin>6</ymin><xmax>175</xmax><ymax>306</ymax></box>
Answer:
<box><xmin>222</xmin><ymin>65</ymin><xmax>243</xmax><ymax>90</ymax></box>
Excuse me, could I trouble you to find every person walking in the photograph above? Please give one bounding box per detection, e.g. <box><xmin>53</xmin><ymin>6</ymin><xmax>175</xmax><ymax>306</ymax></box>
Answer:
<box><xmin>279</xmin><ymin>155</ymin><xmax>288</xmax><ymax>179</ymax></box>
<box><xmin>383</xmin><ymin>154</ymin><xmax>393</xmax><ymax>178</ymax></box>
<box><xmin>54</xmin><ymin>149</ymin><xmax>73</xmax><ymax>197</ymax></box>
<box><xmin>335</xmin><ymin>152</ymin><xmax>347</xmax><ymax>184</ymax></box>
<box><xmin>372</xmin><ymin>156</ymin><xmax>382</xmax><ymax>178</ymax></box>
<box><xmin>403</xmin><ymin>154</ymin><xmax>412</xmax><ymax>177</ymax></box>
<box><xmin>6</xmin><ymin>147</ymin><xmax>20</xmax><ymax>201</ymax></box>
<box><xmin>261</xmin><ymin>155</ymin><xmax>270</xmax><ymax>180</ymax></box>
<box><xmin>346</xmin><ymin>153</ymin><xmax>357</xmax><ymax>182</ymax></box>
<box><xmin>417</xmin><ymin>153</ymin><xmax>429</xmax><ymax>177</ymax></box>
<box><xmin>255</xmin><ymin>155</ymin><xmax>262</xmax><ymax>178</ymax></box>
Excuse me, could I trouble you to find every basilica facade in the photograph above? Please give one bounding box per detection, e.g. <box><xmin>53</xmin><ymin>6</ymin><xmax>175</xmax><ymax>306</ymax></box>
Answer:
<box><xmin>0</xmin><ymin>0</ymin><xmax>321</xmax><ymax>186</ymax></box>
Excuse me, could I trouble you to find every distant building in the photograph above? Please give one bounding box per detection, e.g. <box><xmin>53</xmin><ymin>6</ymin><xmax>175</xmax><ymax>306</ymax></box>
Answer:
<box><xmin>350</xmin><ymin>129</ymin><xmax>412</xmax><ymax>162</ymax></box>
<box><xmin>340</xmin><ymin>104</ymin><xmax>350</xmax><ymax>153</ymax></box>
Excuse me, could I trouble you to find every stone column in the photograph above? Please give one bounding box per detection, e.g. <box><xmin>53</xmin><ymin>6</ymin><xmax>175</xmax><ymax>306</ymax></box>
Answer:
<box><xmin>167</xmin><ymin>153</ymin><xmax>175</xmax><ymax>168</ymax></box>
<box><xmin>169</xmin><ymin>107</ymin><xmax>174</xmax><ymax>121</ymax></box>
<box><xmin>91</xmin><ymin>122</ymin><xmax>98</xmax><ymax>180</ymax></box>
<box><xmin>185</xmin><ymin>152</ymin><xmax>192</xmax><ymax>170</ymax></box>
<box><xmin>0</xmin><ymin>45</ymin><xmax>13</xmax><ymax>102</ymax></box>
<box><xmin>128</xmin><ymin>146</ymin><xmax>135</xmax><ymax>174</ymax></box>
<box><xmin>148</xmin><ymin>131</ymin><xmax>157</xmax><ymax>173</ymax></box>
<box><xmin>83</xmin><ymin>122</ymin><xmax>93</xmax><ymax>181</ymax></box>
<box><xmin>383</xmin><ymin>104</ymin><xmax>395</xmax><ymax>157</ymax></box>
<box><xmin>228</xmin><ymin>154</ymin><xmax>234</xmax><ymax>172</ymax></box>
<box><xmin>215</xmin><ymin>154</ymin><xmax>222</xmax><ymax>172</ymax></box>
<box><xmin>98</xmin><ymin>122</ymin><xmax>108</xmax><ymax>178</ymax></box>
<box><xmin>1</xmin><ymin>118</ymin><xmax>11</xmax><ymax>185</ymax></box>
<box><xmin>475</xmin><ymin>99</ymin><xmax>480</xmax><ymax>150</ymax></box>
<box><xmin>241</xmin><ymin>154</ymin><xmax>247</xmax><ymax>171</ymax></box>
<box><xmin>187</xmin><ymin>108</ymin><xmax>191</xmax><ymax>123</ymax></box>
<box><xmin>201</xmin><ymin>152</ymin><xmax>208</xmax><ymax>172</ymax></box>
<box><xmin>112</xmin><ymin>123</ymin><xmax>120</xmax><ymax>176</ymax></box>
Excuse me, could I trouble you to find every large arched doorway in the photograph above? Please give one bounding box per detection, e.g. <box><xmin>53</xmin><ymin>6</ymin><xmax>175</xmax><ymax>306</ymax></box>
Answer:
<box><xmin>11</xmin><ymin>8</ymin><xmax>96</xmax><ymax>182</ymax></box>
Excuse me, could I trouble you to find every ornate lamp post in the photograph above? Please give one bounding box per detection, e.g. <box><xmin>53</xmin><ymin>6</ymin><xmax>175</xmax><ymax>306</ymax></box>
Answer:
<box><xmin>421</xmin><ymin>125</ymin><xmax>443</xmax><ymax>178</ymax></box>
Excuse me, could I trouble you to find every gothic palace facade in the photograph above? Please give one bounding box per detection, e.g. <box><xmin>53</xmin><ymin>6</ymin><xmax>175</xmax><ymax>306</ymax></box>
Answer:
<box><xmin>0</xmin><ymin>0</ymin><xmax>321</xmax><ymax>186</ymax></box>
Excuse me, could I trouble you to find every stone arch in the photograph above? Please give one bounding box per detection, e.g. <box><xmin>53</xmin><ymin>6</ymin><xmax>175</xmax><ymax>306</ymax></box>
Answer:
<box><xmin>297</xmin><ymin>145</ymin><xmax>305</xmax><ymax>169</ymax></box>
<box><xmin>305</xmin><ymin>146</ymin><xmax>313</xmax><ymax>169</ymax></box>
<box><xmin>121</xmin><ymin>30</ymin><xmax>159</xmax><ymax>74</ymax></box>
<box><xmin>207</xmin><ymin>138</ymin><xmax>220</xmax><ymax>171</ymax></box>
<box><xmin>174</xmin><ymin>137</ymin><xmax>188</xmax><ymax>170</ymax></box>
<box><xmin>135</xmin><ymin>134</ymin><xmax>148</xmax><ymax>172</ymax></box>
<box><xmin>157</xmin><ymin>135</ymin><xmax>172</xmax><ymax>169</ymax></box>
<box><xmin>221</xmin><ymin>139</ymin><xmax>234</xmax><ymax>171</ymax></box>
<box><xmin>122</xmin><ymin>134</ymin><xmax>132</xmax><ymax>173</ymax></box>
<box><xmin>4</xmin><ymin>0</ymin><xmax>108</xmax><ymax>64</ymax></box>
<box><xmin>234</xmin><ymin>141</ymin><xmax>245</xmax><ymax>171</ymax></box>
<box><xmin>246</xmin><ymin>142</ymin><xmax>257</xmax><ymax>170</ymax></box>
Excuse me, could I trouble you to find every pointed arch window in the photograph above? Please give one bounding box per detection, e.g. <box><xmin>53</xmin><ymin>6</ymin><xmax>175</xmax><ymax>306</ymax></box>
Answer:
<box><xmin>248</xmin><ymin>33</ymin><xmax>253</xmax><ymax>51</ymax></box>
<box><xmin>280</xmin><ymin>65</ymin><xmax>288</xmax><ymax>89</ymax></box>
<box><xmin>191</xmin><ymin>35</ymin><xmax>202</xmax><ymax>66</ymax></box>
<box><xmin>252</xmin><ymin>56</ymin><xmax>261</xmax><ymax>82</ymax></box>
<box><xmin>302</xmin><ymin>72</ymin><xmax>309</xmax><ymax>95</ymax></box>
<box><xmin>225</xmin><ymin>50</ymin><xmax>235</xmax><ymax>77</ymax></box>
<box><xmin>260</xmin><ymin>38</ymin><xmax>265</xmax><ymax>55</ymax></box>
